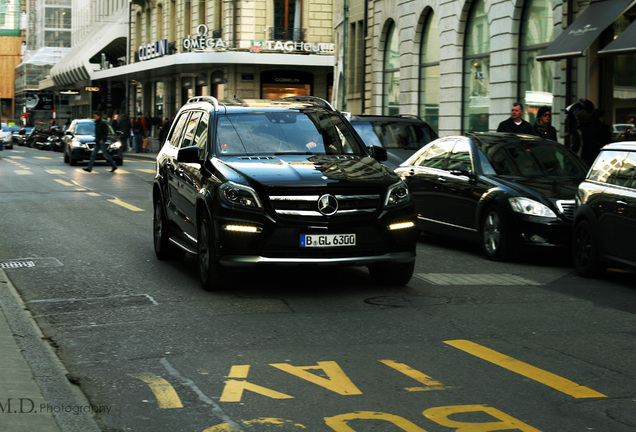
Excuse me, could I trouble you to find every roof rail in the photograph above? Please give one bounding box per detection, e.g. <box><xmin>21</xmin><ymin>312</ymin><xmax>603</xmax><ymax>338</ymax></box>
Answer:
<box><xmin>186</xmin><ymin>96</ymin><xmax>220</xmax><ymax>111</ymax></box>
<box><xmin>277</xmin><ymin>96</ymin><xmax>336</xmax><ymax>111</ymax></box>
<box><xmin>394</xmin><ymin>114</ymin><xmax>423</xmax><ymax>120</ymax></box>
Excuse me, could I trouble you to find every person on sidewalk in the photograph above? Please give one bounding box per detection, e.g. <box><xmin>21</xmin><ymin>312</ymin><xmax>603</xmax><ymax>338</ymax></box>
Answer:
<box><xmin>83</xmin><ymin>112</ymin><xmax>117</xmax><ymax>173</ymax></box>
<box><xmin>532</xmin><ymin>106</ymin><xmax>558</xmax><ymax>142</ymax></box>
<box><xmin>497</xmin><ymin>102</ymin><xmax>535</xmax><ymax>135</ymax></box>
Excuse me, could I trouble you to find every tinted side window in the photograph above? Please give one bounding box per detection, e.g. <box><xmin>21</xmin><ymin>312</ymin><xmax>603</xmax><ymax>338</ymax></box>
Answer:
<box><xmin>416</xmin><ymin>140</ymin><xmax>453</xmax><ymax>169</ymax></box>
<box><xmin>167</xmin><ymin>112</ymin><xmax>191</xmax><ymax>148</ymax></box>
<box><xmin>587</xmin><ymin>150</ymin><xmax>627</xmax><ymax>184</ymax></box>
<box><xmin>448</xmin><ymin>140</ymin><xmax>472</xmax><ymax>170</ymax></box>
<box><xmin>614</xmin><ymin>152</ymin><xmax>636</xmax><ymax>188</ymax></box>
<box><xmin>181</xmin><ymin>111</ymin><xmax>203</xmax><ymax>149</ymax></box>
<box><xmin>194</xmin><ymin>112</ymin><xmax>209</xmax><ymax>156</ymax></box>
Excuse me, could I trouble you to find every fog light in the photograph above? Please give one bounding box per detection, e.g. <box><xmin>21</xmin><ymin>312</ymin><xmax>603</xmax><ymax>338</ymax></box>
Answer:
<box><xmin>224</xmin><ymin>225</ymin><xmax>261</xmax><ymax>233</ymax></box>
<box><xmin>389</xmin><ymin>221</ymin><xmax>415</xmax><ymax>231</ymax></box>
<box><xmin>528</xmin><ymin>234</ymin><xmax>547</xmax><ymax>243</ymax></box>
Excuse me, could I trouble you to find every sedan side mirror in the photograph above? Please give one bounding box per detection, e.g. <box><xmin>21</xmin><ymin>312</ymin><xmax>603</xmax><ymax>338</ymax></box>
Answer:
<box><xmin>369</xmin><ymin>145</ymin><xmax>388</xmax><ymax>162</ymax></box>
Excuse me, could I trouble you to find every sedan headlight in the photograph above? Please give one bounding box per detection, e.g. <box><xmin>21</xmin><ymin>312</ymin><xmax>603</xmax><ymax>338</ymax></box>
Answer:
<box><xmin>509</xmin><ymin>197</ymin><xmax>556</xmax><ymax>218</ymax></box>
<box><xmin>219</xmin><ymin>181</ymin><xmax>262</xmax><ymax>209</ymax></box>
<box><xmin>108</xmin><ymin>141</ymin><xmax>122</xmax><ymax>150</ymax></box>
<box><xmin>384</xmin><ymin>180</ymin><xmax>411</xmax><ymax>208</ymax></box>
<box><xmin>71</xmin><ymin>139</ymin><xmax>88</xmax><ymax>149</ymax></box>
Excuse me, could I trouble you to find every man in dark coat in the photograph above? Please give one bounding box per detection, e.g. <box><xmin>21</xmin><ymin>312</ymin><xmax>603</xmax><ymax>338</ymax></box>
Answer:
<box><xmin>83</xmin><ymin>112</ymin><xmax>117</xmax><ymax>173</ymax></box>
<box><xmin>497</xmin><ymin>102</ymin><xmax>535</xmax><ymax>135</ymax></box>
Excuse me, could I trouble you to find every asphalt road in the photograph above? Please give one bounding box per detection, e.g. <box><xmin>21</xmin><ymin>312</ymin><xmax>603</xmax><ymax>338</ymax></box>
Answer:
<box><xmin>1</xmin><ymin>146</ymin><xmax>635</xmax><ymax>432</ymax></box>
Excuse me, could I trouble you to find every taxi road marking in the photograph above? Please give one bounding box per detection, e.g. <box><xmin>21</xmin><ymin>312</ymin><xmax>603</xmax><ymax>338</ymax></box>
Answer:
<box><xmin>107</xmin><ymin>199</ymin><xmax>144</xmax><ymax>211</ymax></box>
<box><xmin>127</xmin><ymin>374</ymin><xmax>183</xmax><ymax>409</ymax></box>
<box><xmin>444</xmin><ymin>339</ymin><xmax>606</xmax><ymax>398</ymax></box>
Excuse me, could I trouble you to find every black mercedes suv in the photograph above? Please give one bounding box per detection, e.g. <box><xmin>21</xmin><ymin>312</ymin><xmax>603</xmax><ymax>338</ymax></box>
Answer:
<box><xmin>153</xmin><ymin>96</ymin><xmax>417</xmax><ymax>290</ymax></box>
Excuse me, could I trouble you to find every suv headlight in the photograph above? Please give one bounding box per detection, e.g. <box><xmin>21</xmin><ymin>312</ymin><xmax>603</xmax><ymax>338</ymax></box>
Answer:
<box><xmin>108</xmin><ymin>141</ymin><xmax>121</xmax><ymax>150</ymax></box>
<box><xmin>219</xmin><ymin>181</ymin><xmax>262</xmax><ymax>209</ymax></box>
<box><xmin>509</xmin><ymin>197</ymin><xmax>556</xmax><ymax>218</ymax></box>
<box><xmin>384</xmin><ymin>180</ymin><xmax>411</xmax><ymax>208</ymax></box>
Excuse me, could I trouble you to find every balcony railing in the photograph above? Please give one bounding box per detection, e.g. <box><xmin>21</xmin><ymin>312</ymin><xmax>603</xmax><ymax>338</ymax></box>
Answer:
<box><xmin>268</xmin><ymin>27</ymin><xmax>305</xmax><ymax>41</ymax></box>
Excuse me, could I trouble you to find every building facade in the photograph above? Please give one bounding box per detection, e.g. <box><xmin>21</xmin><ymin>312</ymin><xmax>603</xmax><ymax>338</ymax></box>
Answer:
<box><xmin>0</xmin><ymin>0</ymin><xmax>24</xmax><ymax>123</ymax></box>
<box><xmin>333</xmin><ymin>0</ymin><xmax>636</xmax><ymax>143</ymax></box>
<box><xmin>48</xmin><ymin>0</ymin><xmax>336</xmax><ymax>128</ymax></box>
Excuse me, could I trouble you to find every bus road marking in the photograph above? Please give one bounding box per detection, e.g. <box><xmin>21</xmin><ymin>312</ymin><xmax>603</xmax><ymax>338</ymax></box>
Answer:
<box><xmin>444</xmin><ymin>339</ymin><xmax>606</xmax><ymax>399</ymax></box>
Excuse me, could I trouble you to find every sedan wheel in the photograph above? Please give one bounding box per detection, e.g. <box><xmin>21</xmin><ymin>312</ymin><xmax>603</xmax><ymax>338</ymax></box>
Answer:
<box><xmin>573</xmin><ymin>219</ymin><xmax>603</xmax><ymax>277</ymax></box>
<box><xmin>482</xmin><ymin>206</ymin><xmax>510</xmax><ymax>261</ymax></box>
<box><xmin>198</xmin><ymin>212</ymin><xmax>226</xmax><ymax>291</ymax></box>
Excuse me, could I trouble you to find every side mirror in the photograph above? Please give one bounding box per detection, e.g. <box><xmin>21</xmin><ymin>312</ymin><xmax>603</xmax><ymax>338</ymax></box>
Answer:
<box><xmin>369</xmin><ymin>145</ymin><xmax>388</xmax><ymax>162</ymax></box>
<box><xmin>177</xmin><ymin>145</ymin><xmax>202</xmax><ymax>164</ymax></box>
<box><xmin>64</xmin><ymin>130</ymin><xmax>73</xmax><ymax>136</ymax></box>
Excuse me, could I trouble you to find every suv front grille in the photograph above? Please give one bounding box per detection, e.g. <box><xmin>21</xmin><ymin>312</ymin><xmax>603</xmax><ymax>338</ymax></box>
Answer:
<box><xmin>270</xmin><ymin>194</ymin><xmax>381</xmax><ymax>218</ymax></box>
<box><xmin>556</xmin><ymin>200</ymin><xmax>576</xmax><ymax>220</ymax></box>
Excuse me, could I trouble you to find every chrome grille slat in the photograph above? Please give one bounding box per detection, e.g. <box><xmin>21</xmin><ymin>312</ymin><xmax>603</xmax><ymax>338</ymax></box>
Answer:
<box><xmin>556</xmin><ymin>199</ymin><xmax>576</xmax><ymax>220</ymax></box>
<box><xmin>269</xmin><ymin>194</ymin><xmax>381</xmax><ymax>217</ymax></box>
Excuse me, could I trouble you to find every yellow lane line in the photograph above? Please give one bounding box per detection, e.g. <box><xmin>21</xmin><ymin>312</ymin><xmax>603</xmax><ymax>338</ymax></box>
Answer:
<box><xmin>15</xmin><ymin>170</ymin><xmax>33</xmax><ymax>175</ymax></box>
<box><xmin>86</xmin><ymin>192</ymin><xmax>101</xmax><ymax>196</ymax></box>
<box><xmin>137</xmin><ymin>168</ymin><xmax>156</xmax><ymax>174</ymax></box>
<box><xmin>127</xmin><ymin>374</ymin><xmax>183</xmax><ymax>409</ymax></box>
<box><xmin>46</xmin><ymin>169</ymin><xmax>66</xmax><ymax>174</ymax></box>
<box><xmin>107</xmin><ymin>199</ymin><xmax>145</xmax><ymax>212</ymax></box>
<box><xmin>54</xmin><ymin>179</ymin><xmax>74</xmax><ymax>187</ymax></box>
<box><xmin>444</xmin><ymin>339</ymin><xmax>606</xmax><ymax>399</ymax></box>
<box><xmin>34</xmin><ymin>156</ymin><xmax>52</xmax><ymax>159</ymax></box>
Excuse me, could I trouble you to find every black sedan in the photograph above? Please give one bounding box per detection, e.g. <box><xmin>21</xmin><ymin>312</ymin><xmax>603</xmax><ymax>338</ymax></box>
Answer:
<box><xmin>395</xmin><ymin>132</ymin><xmax>589</xmax><ymax>260</ymax></box>
<box><xmin>63</xmin><ymin>119</ymin><xmax>123</xmax><ymax>166</ymax></box>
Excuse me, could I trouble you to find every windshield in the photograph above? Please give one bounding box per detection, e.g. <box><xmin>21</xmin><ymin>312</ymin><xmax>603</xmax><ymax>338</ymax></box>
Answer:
<box><xmin>75</xmin><ymin>123</ymin><xmax>95</xmax><ymax>135</ymax></box>
<box><xmin>479</xmin><ymin>140</ymin><xmax>589</xmax><ymax>178</ymax></box>
<box><xmin>215</xmin><ymin>111</ymin><xmax>366</xmax><ymax>156</ymax></box>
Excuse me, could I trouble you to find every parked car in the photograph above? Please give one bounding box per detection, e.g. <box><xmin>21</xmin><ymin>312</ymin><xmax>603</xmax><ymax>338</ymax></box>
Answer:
<box><xmin>612</xmin><ymin>123</ymin><xmax>635</xmax><ymax>141</ymax></box>
<box><xmin>573</xmin><ymin>141</ymin><xmax>636</xmax><ymax>276</ymax></box>
<box><xmin>1</xmin><ymin>123</ymin><xmax>12</xmax><ymax>150</ymax></box>
<box><xmin>8</xmin><ymin>124</ymin><xmax>22</xmax><ymax>148</ymax></box>
<box><xmin>395</xmin><ymin>132</ymin><xmax>589</xmax><ymax>260</ymax></box>
<box><xmin>153</xmin><ymin>96</ymin><xmax>417</xmax><ymax>290</ymax></box>
<box><xmin>16</xmin><ymin>127</ymin><xmax>33</xmax><ymax>146</ymax></box>
<box><xmin>348</xmin><ymin>114</ymin><xmax>438</xmax><ymax>169</ymax></box>
<box><xmin>63</xmin><ymin>119</ymin><xmax>123</xmax><ymax>166</ymax></box>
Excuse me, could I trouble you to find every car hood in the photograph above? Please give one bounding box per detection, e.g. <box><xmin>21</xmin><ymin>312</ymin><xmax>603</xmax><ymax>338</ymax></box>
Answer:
<box><xmin>494</xmin><ymin>175</ymin><xmax>583</xmax><ymax>201</ymax></box>
<box><xmin>215</xmin><ymin>154</ymin><xmax>397</xmax><ymax>188</ymax></box>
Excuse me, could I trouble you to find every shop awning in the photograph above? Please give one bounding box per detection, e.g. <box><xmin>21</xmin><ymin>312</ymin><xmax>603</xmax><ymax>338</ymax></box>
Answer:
<box><xmin>49</xmin><ymin>10</ymin><xmax>127</xmax><ymax>87</ymax></box>
<box><xmin>537</xmin><ymin>0</ymin><xmax>634</xmax><ymax>61</ymax></box>
<box><xmin>599</xmin><ymin>18</ymin><xmax>636</xmax><ymax>55</ymax></box>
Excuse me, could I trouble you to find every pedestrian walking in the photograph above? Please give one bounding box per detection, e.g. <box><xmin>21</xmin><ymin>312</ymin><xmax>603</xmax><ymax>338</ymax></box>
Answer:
<box><xmin>532</xmin><ymin>106</ymin><xmax>558</xmax><ymax>142</ymax></box>
<box><xmin>497</xmin><ymin>102</ymin><xmax>535</xmax><ymax>135</ymax></box>
<box><xmin>119</xmin><ymin>112</ymin><xmax>131</xmax><ymax>151</ymax></box>
<box><xmin>571</xmin><ymin>109</ymin><xmax>605</xmax><ymax>165</ymax></box>
<box><xmin>132</xmin><ymin>117</ymin><xmax>144</xmax><ymax>153</ymax></box>
<box><xmin>83</xmin><ymin>112</ymin><xmax>117</xmax><ymax>173</ymax></box>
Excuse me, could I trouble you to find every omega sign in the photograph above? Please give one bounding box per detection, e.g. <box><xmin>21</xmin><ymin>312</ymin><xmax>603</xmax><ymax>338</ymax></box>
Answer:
<box><xmin>139</xmin><ymin>39</ymin><xmax>168</xmax><ymax>61</ymax></box>
<box><xmin>183</xmin><ymin>24</ymin><xmax>227</xmax><ymax>50</ymax></box>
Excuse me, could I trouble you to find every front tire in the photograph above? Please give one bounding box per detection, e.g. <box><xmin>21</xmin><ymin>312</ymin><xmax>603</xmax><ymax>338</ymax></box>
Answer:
<box><xmin>573</xmin><ymin>219</ymin><xmax>604</xmax><ymax>277</ymax></box>
<box><xmin>368</xmin><ymin>261</ymin><xmax>415</xmax><ymax>286</ymax></box>
<box><xmin>481</xmin><ymin>206</ymin><xmax>510</xmax><ymax>260</ymax></box>
<box><xmin>198</xmin><ymin>212</ymin><xmax>226</xmax><ymax>291</ymax></box>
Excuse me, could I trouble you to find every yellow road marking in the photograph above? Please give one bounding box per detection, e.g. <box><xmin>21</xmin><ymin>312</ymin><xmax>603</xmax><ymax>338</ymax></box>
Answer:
<box><xmin>128</xmin><ymin>374</ymin><xmax>183</xmax><ymax>409</ymax></box>
<box><xmin>86</xmin><ymin>192</ymin><xmax>101</xmax><ymax>196</ymax></box>
<box><xmin>107</xmin><ymin>199</ymin><xmax>144</xmax><ymax>211</ymax></box>
<box><xmin>46</xmin><ymin>169</ymin><xmax>66</xmax><ymax>174</ymax></box>
<box><xmin>380</xmin><ymin>360</ymin><xmax>448</xmax><ymax>391</ymax></box>
<box><xmin>15</xmin><ymin>170</ymin><xmax>33</xmax><ymax>175</ymax></box>
<box><xmin>54</xmin><ymin>179</ymin><xmax>74</xmax><ymax>187</ymax></box>
<box><xmin>137</xmin><ymin>168</ymin><xmax>156</xmax><ymax>174</ymax></box>
<box><xmin>34</xmin><ymin>156</ymin><xmax>52</xmax><ymax>159</ymax></box>
<box><xmin>444</xmin><ymin>339</ymin><xmax>606</xmax><ymax>398</ymax></box>
<box><xmin>8</xmin><ymin>156</ymin><xmax>24</xmax><ymax>159</ymax></box>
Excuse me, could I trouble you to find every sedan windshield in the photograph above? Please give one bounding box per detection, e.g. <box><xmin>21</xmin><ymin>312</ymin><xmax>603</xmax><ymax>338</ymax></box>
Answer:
<box><xmin>216</xmin><ymin>111</ymin><xmax>366</xmax><ymax>156</ymax></box>
<box><xmin>479</xmin><ymin>141</ymin><xmax>588</xmax><ymax>178</ymax></box>
<box><xmin>75</xmin><ymin>123</ymin><xmax>95</xmax><ymax>135</ymax></box>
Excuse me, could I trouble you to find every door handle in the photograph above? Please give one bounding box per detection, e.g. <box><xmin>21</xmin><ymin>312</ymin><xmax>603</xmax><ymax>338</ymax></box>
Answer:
<box><xmin>437</xmin><ymin>177</ymin><xmax>447</xmax><ymax>183</ymax></box>
<box><xmin>616</xmin><ymin>200</ymin><xmax>628</xmax><ymax>206</ymax></box>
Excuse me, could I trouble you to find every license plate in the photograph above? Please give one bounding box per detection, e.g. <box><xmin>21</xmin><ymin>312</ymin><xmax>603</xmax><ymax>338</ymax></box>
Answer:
<box><xmin>300</xmin><ymin>234</ymin><xmax>356</xmax><ymax>247</ymax></box>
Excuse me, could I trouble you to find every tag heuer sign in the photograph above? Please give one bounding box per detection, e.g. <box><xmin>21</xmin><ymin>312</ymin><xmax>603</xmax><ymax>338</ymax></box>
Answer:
<box><xmin>251</xmin><ymin>41</ymin><xmax>263</xmax><ymax>53</ymax></box>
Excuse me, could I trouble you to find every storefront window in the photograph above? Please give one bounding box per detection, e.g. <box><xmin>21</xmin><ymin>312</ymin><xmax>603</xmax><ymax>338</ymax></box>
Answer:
<box><xmin>520</xmin><ymin>0</ymin><xmax>554</xmax><ymax>123</ymax></box>
<box><xmin>383</xmin><ymin>22</ymin><xmax>400</xmax><ymax>116</ymax></box>
<box><xmin>463</xmin><ymin>0</ymin><xmax>490</xmax><ymax>132</ymax></box>
<box><xmin>612</xmin><ymin>14</ymin><xmax>636</xmax><ymax>123</ymax></box>
<box><xmin>419</xmin><ymin>11</ymin><xmax>440</xmax><ymax>134</ymax></box>
<box><xmin>155</xmin><ymin>81</ymin><xmax>164</xmax><ymax>120</ymax></box>
<box><xmin>261</xmin><ymin>70</ymin><xmax>312</xmax><ymax>99</ymax></box>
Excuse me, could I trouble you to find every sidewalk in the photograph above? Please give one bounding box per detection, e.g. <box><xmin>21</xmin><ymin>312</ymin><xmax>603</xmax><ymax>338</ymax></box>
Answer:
<box><xmin>0</xmin><ymin>270</ymin><xmax>101</xmax><ymax>432</ymax></box>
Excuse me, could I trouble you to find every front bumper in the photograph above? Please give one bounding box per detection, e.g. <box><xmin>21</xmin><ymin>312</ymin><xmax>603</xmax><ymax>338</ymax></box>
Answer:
<box><xmin>70</xmin><ymin>145</ymin><xmax>122</xmax><ymax>161</ymax></box>
<box><xmin>512</xmin><ymin>214</ymin><xmax>573</xmax><ymax>248</ymax></box>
